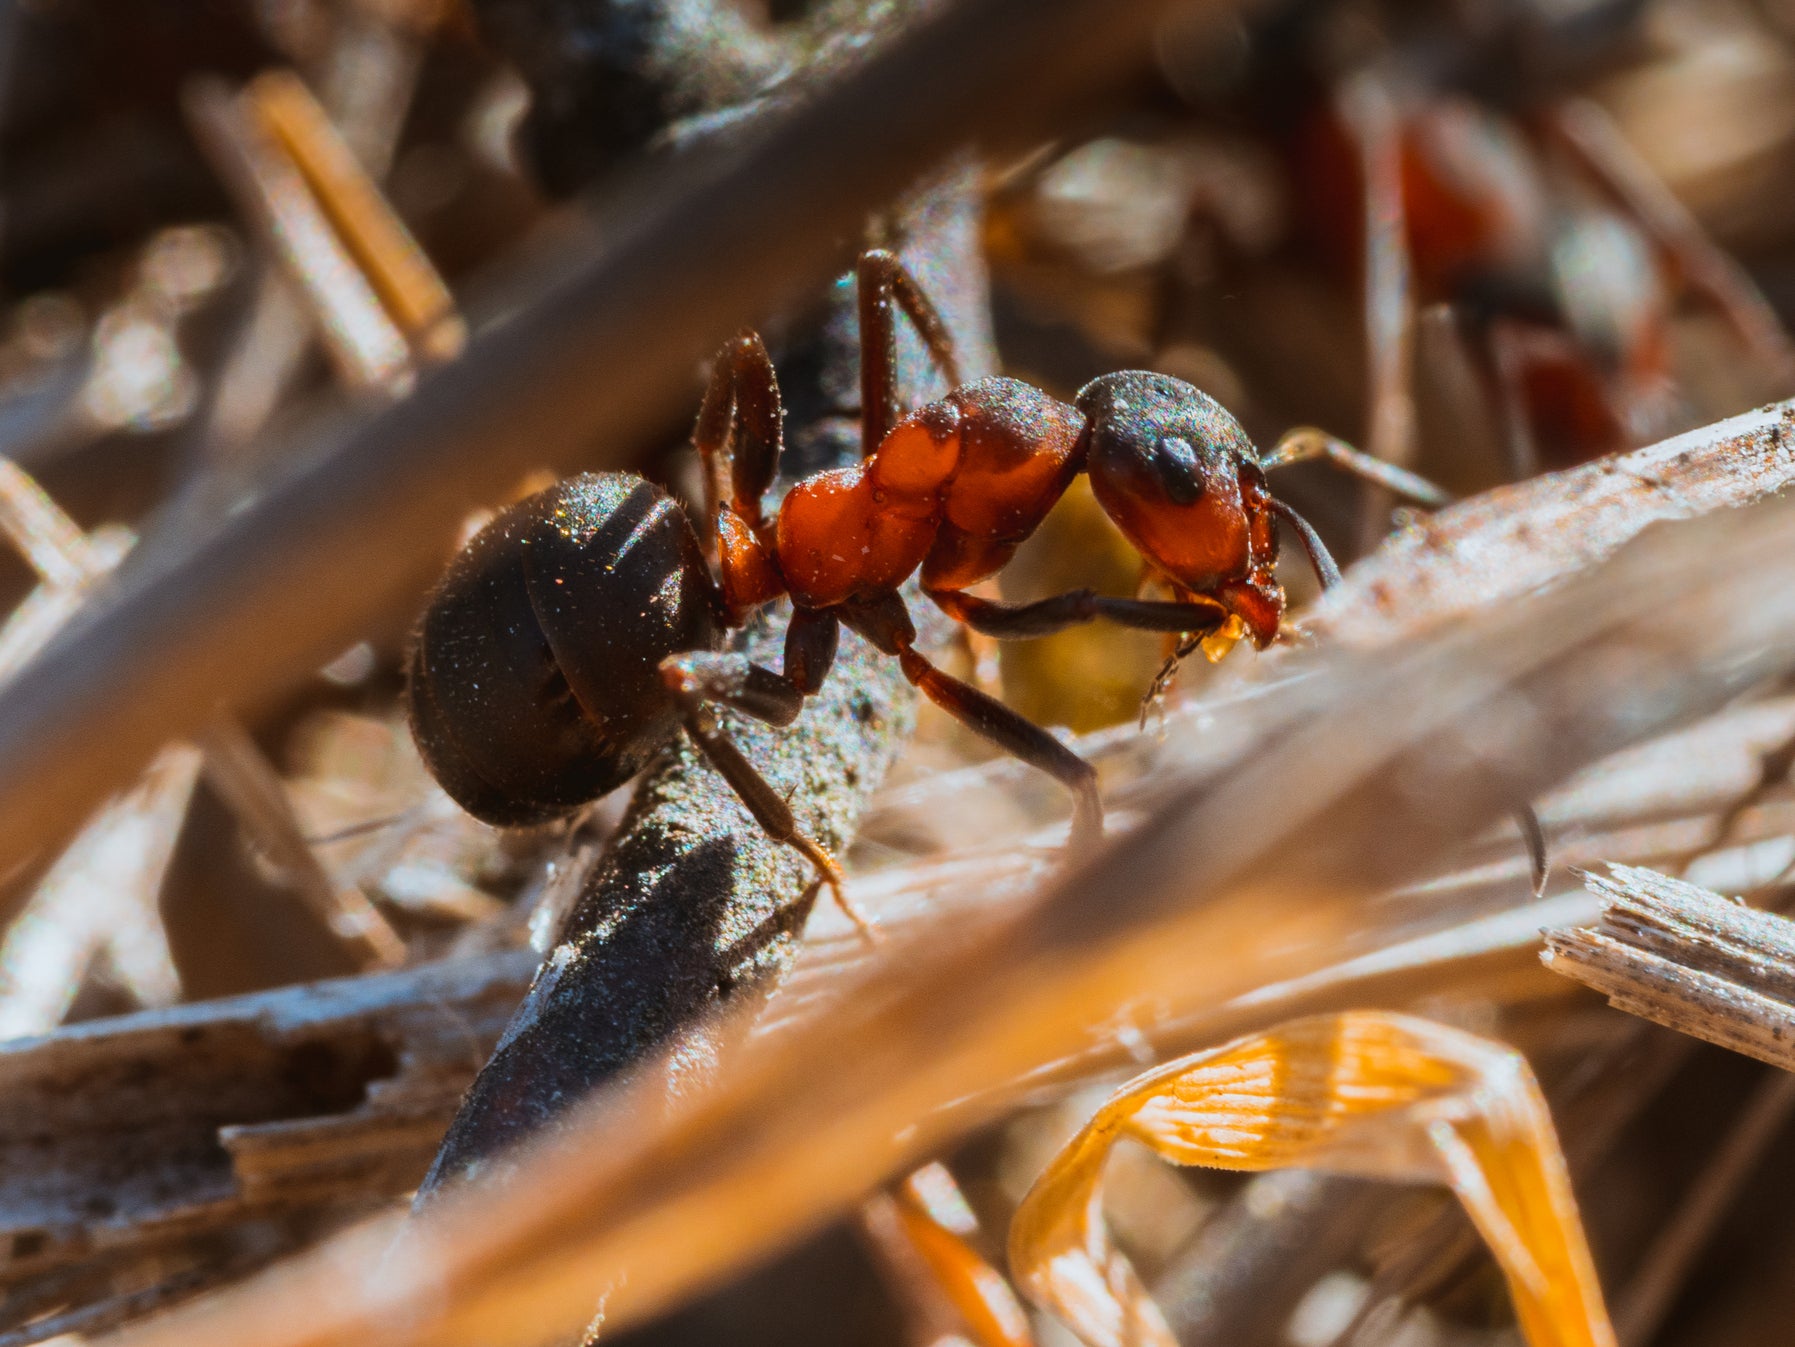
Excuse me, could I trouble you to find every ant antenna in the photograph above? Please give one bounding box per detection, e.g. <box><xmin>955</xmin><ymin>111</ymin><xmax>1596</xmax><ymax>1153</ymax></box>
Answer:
<box><xmin>1268</xmin><ymin>499</ymin><xmax>1343</xmax><ymax>590</ymax></box>
<box><xmin>1261</xmin><ymin>428</ymin><xmax>1454</xmax><ymax>509</ymax></box>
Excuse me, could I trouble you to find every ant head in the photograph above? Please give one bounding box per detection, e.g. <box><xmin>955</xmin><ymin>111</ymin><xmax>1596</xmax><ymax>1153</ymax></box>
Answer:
<box><xmin>1075</xmin><ymin>373</ymin><xmax>1277</xmax><ymax>628</ymax></box>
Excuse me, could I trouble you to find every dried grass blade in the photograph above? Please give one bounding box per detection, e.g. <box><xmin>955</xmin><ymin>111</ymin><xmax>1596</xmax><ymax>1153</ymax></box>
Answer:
<box><xmin>861</xmin><ymin>1165</ymin><xmax>1035</xmax><ymax>1347</ymax></box>
<box><xmin>0</xmin><ymin>744</ymin><xmax>197</xmax><ymax>1036</ymax></box>
<box><xmin>1008</xmin><ymin>1012</ymin><xmax>1614</xmax><ymax>1347</ymax></box>
<box><xmin>248</xmin><ymin>70</ymin><xmax>465</xmax><ymax>363</ymax></box>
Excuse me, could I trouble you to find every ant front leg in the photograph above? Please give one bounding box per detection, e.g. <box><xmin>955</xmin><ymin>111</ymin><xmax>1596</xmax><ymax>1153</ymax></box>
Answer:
<box><xmin>842</xmin><ymin>593</ymin><xmax>1103</xmax><ymax>848</ymax></box>
<box><xmin>694</xmin><ymin>329</ymin><xmax>785</xmax><ymax>529</ymax></box>
<box><xmin>694</xmin><ymin>330</ymin><xmax>791</xmax><ymax>619</ymax></box>
<box><xmin>856</xmin><ymin>249</ymin><xmax>962</xmax><ymax>453</ymax></box>
<box><xmin>659</xmin><ymin>610</ymin><xmax>873</xmax><ymax>937</ymax></box>
<box><xmin>928</xmin><ymin>586</ymin><xmax>1231</xmax><ymax>641</ymax></box>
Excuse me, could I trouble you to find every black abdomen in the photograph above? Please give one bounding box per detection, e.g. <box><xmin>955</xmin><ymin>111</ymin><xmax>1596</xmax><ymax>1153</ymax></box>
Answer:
<box><xmin>407</xmin><ymin>473</ymin><xmax>720</xmax><ymax>826</ymax></box>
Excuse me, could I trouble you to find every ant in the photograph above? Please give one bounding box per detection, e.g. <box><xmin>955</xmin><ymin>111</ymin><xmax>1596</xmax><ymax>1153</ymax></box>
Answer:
<box><xmin>1309</xmin><ymin>76</ymin><xmax>1795</xmax><ymax>476</ymax></box>
<box><xmin>407</xmin><ymin>250</ymin><xmax>1370</xmax><ymax>931</ymax></box>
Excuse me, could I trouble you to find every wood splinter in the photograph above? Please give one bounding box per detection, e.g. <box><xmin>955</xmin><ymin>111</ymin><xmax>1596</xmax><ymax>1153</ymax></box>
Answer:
<box><xmin>1544</xmin><ymin>864</ymin><xmax>1795</xmax><ymax>1072</ymax></box>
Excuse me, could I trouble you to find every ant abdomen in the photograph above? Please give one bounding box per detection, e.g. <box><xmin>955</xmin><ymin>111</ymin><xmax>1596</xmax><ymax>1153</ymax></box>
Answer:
<box><xmin>407</xmin><ymin>472</ymin><xmax>721</xmax><ymax>826</ymax></box>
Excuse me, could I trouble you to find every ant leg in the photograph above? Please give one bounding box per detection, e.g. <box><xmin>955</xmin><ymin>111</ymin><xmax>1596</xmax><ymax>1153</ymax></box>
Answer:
<box><xmin>658</xmin><ymin>610</ymin><xmax>869</xmax><ymax>936</ymax></box>
<box><xmin>857</xmin><ymin>249</ymin><xmax>962</xmax><ymax>455</ymax></box>
<box><xmin>694</xmin><ymin>330</ymin><xmax>784</xmax><ymax>528</ymax></box>
<box><xmin>932</xmin><ymin>588</ymin><xmax>1233</xmax><ymax>737</ymax></box>
<box><xmin>659</xmin><ymin>608</ymin><xmax>840</xmax><ymax>718</ymax></box>
<box><xmin>661</xmin><ymin>653</ymin><xmax>806</xmax><ymax>726</ymax></box>
<box><xmin>667</xmin><ymin>697</ymin><xmax>870</xmax><ymax>940</ymax></box>
<box><xmin>1260</xmin><ymin>429</ymin><xmax>1453</xmax><ymax>509</ymax></box>
<box><xmin>929</xmin><ymin>587</ymin><xmax>1229</xmax><ymax>640</ymax></box>
<box><xmin>844</xmin><ymin>594</ymin><xmax>1102</xmax><ymax>847</ymax></box>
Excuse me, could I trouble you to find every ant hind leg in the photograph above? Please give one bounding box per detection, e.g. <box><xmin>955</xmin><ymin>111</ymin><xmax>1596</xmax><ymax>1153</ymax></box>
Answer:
<box><xmin>669</xmin><ymin>697</ymin><xmax>870</xmax><ymax>939</ymax></box>
<box><xmin>659</xmin><ymin>612</ymin><xmax>871</xmax><ymax>938</ymax></box>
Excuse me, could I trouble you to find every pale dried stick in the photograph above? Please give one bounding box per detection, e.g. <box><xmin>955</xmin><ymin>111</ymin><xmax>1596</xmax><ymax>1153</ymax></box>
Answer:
<box><xmin>199</xmin><ymin>14</ymin><xmax>430</xmax><ymax>471</ymax></box>
<box><xmin>0</xmin><ymin>460</ymin><xmax>403</xmax><ymax>968</ymax></box>
<box><xmin>0</xmin><ymin>526</ymin><xmax>132</xmax><ymax>681</ymax></box>
<box><xmin>1338</xmin><ymin>71</ymin><xmax>1417</xmax><ymax>553</ymax></box>
<box><xmin>1008</xmin><ymin>1012</ymin><xmax>1612</xmax><ymax>1347</ymax></box>
<box><xmin>1544</xmin><ymin>865</ymin><xmax>1795</xmax><ymax>1071</ymax></box>
<box><xmin>0</xmin><ymin>745</ymin><xmax>196</xmax><ymax>1038</ymax></box>
<box><xmin>187</xmin><ymin>77</ymin><xmax>413</xmax><ymax>392</ymax></box>
<box><xmin>250</xmin><ymin>70</ymin><xmax>465</xmax><ymax>363</ymax></box>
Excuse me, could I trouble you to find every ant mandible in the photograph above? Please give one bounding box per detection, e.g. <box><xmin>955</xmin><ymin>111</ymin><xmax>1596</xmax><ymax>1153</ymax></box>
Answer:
<box><xmin>408</xmin><ymin>250</ymin><xmax>1358</xmax><ymax>932</ymax></box>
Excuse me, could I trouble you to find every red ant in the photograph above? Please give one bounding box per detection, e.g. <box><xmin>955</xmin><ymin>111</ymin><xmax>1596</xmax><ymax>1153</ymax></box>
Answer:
<box><xmin>409</xmin><ymin>250</ymin><xmax>1374</xmax><ymax>927</ymax></box>
<box><xmin>1315</xmin><ymin>77</ymin><xmax>1795</xmax><ymax>477</ymax></box>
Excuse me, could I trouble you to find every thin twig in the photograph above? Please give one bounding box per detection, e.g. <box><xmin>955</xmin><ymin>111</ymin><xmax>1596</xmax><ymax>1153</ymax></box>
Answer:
<box><xmin>1338</xmin><ymin>71</ymin><xmax>1417</xmax><ymax>556</ymax></box>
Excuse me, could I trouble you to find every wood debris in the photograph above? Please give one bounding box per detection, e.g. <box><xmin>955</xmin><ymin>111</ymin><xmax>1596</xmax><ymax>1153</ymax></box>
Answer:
<box><xmin>0</xmin><ymin>948</ymin><xmax>529</xmax><ymax>1285</ymax></box>
<box><xmin>1545</xmin><ymin>865</ymin><xmax>1795</xmax><ymax>1071</ymax></box>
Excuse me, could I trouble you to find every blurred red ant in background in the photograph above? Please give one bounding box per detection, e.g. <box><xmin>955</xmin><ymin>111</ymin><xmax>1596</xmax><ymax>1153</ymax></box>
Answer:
<box><xmin>1302</xmin><ymin>58</ymin><xmax>1795</xmax><ymax>484</ymax></box>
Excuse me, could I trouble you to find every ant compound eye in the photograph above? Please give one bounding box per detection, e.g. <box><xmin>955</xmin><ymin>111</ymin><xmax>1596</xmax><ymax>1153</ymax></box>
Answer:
<box><xmin>1155</xmin><ymin>436</ymin><xmax>1203</xmax><ymax>505</ymax></box>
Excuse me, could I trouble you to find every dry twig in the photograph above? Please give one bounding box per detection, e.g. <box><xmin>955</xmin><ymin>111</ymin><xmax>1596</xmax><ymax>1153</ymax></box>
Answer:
<box><xmin>1544</xmin><ymin>864</ymin><xmax>1795</xmax><ymax>1071</ymax></box>
<box><xmin>0</xmin><ymin>948</ymin><xmax>531</xmax><ymax>1285</ymax></box>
